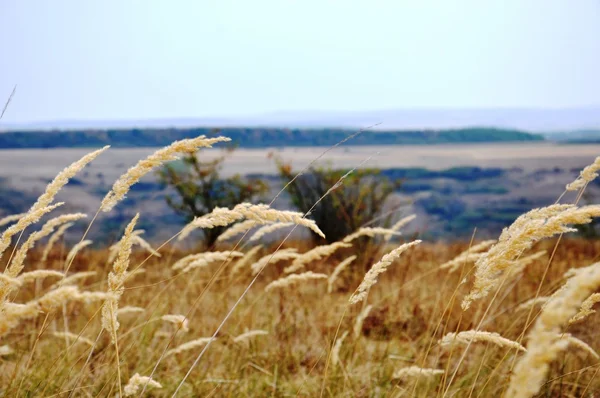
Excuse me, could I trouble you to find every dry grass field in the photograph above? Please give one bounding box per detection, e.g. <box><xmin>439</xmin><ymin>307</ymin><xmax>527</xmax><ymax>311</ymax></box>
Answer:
<box><xmin>1</xmin><ymin>135</ymin><xmax>600</xmax><ymax>397</ymax></box>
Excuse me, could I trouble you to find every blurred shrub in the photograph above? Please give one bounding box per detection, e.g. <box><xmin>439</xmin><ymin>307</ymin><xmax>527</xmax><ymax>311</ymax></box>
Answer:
<box><xmin>157</xmin><ymin>148</ymin><xmax>268</xmax><ymax>247</ymax></box>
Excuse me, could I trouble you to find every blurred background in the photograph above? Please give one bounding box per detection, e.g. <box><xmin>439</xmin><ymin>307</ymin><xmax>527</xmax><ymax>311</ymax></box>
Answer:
<box><xmin>1</xmin><ymin>1</ymin><xmax>599</xmax><ymax>244</ymax></box>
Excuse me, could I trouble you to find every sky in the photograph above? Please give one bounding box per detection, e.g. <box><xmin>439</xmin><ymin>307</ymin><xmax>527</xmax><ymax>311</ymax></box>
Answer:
<box><xmin>1</xmin><ymin>1</ymin><xmax>599</xmax><ymax>125</ymax></box>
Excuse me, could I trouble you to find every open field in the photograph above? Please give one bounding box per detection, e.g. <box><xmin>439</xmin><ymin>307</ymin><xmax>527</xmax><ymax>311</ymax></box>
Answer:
<box><xmin>2</xmin><ymin>138</ymin><xmax>600</xmax><ymax>397</ymax></box>
<box><xmin>1</xmin><ymin>142</ymin><xmax>600</xmax><ymax>183</ymax></box>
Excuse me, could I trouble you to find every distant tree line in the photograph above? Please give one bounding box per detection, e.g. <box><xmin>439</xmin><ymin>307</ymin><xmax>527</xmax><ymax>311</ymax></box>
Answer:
<box><xmin>0</xmin><ymin>126</ymin><xmax>543</xmax><ymax>149</ymax></box>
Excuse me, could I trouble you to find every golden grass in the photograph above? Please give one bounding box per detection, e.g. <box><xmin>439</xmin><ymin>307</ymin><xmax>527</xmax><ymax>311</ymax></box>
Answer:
<box><xmin>2</xmin><ymin>139</ymin><xmax>600</xmax><ymax>397</ymax></box>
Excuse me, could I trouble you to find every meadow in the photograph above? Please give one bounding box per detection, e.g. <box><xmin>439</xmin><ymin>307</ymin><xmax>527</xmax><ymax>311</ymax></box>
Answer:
<box><xmin>1</xmin><ymin>135</ymin><xmax>600</xmax><ymax>397</ymax></box>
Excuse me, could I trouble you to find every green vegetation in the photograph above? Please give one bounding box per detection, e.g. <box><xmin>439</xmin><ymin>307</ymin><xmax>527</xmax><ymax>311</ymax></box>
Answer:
<box><xmin>0</xmin><ymin>126</ymin><xmax>543</xmax><ymax>149</ymax></box>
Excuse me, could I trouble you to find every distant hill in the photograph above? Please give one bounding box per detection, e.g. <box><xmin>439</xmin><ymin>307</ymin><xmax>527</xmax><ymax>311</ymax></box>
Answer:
<box><xmin>0</xmin><ymin>127</ymin><xmax>544</xmax><ymax>149</ymax></box>
<box><xmin>1</xmin><ymin>107</ymin><xmax>598</xmax><ymax>132</ymax></box>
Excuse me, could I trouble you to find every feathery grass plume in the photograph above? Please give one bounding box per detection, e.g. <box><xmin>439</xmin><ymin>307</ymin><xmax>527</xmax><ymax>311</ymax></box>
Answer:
<box><xmin>439</xmin><ymin>331</ymin><xmax>526</xmax><ymax>352</ymax></box>
<box><xmin>251</xmin><ymin>248</ymin><xmax>299</xmax><ymax>276</ymax></box>
<box><xmin>161</xmin><ymin>314</ymin><xmax>190</xmax><ymax>332</ymax></box>
<box><xmin>101</xmin><ymin>214</ymin><xmax>138</xmax><ymax>342</ymax></box>
<box><xmin>331</xmin><ymin>330</ymin><xmax>348</xmax><ymax>368</ymax></box>
<box><xmin>249</xmin><ymin>222</ymin><xmax>294</xmax><ymax>242</ymax></box>
<box><xmin>0</xmin><ymin>302</ymin><xmax>40</xmax><ymax>337</ymax></box>
<box><xmin>0</xmin><ymin>213</ymin><xmax>25</xmax><ymax>228</ymax></box>
<box><xmin>0</xmin><ymin>345</ymin><xmax>13</xmax><ymax>356</ymax></box>
<box><xmin>216</xmin><ymin>220</ymin><xmax>257</xmax><ymax>242</ymax></box>
<box><xmin>566</xmin><ymin>156</ymin><xmax>600</xmax><ymax>191</ymax></box>
<box><xmin>233</xmin><ymin>330</ymin><xmax>269</xmax><ymax>343</ymax></box>
<box><xmin>50</xmin><ymin>271</ymin><xmax>96</xmax><ymax>289</ymax></box>
<box><xmin>41</xmin><ymin>222</ymin><xmax>74</xmax><ymax>263</ymax></box>
<box><xmin>178</xmin><ymin>203</ymin><xmax>325</xmax><ymax>241</ymax></box>
<box><xmin>18</xmin><ymin>270</ymin><xmax>63</xmax><ymax>284</ymax></box>
<box><xmin>517</xmin><ymin>296</ymin><xmax>550</xmax><ymax>311</ymax></box>
<box><xmin>569</xmin><ymin>293</ymin><xmax>600</xmax><ymax>324</ymax></box>
<box><xmin>123</xmin><ymin>373</ymin><xmax>162</xmax><ymax>396</ymax></box>
<box><xmin>0</xmin><ymin>274</ymin><xmax>21</xmax><ymax>288</ymax></box>
<box><xmin>508</xmin><ymin>250</ymin><xmax>547</xmax><ymax>278</ymax></box>
<box><xmin>385</xmin><ymin>214</ymin><xmax>417</xmax><ymax>242</ymax></box>
<box><xmin>165</xmin><ymin>337</ymin><xmax>215</xmax><ymax>357</ymax></box>
<box><xmin>101</xmin><ymin>136</ymin><xmax>230</xmax><ymax>212</ymax></box>
<box><xmin>353</xmin><ymin>304</ymin><xmax>373</xmax><ymax>339</ymax></box>
<box><xmin>562</xmin><ymin>333</ymin><xmax>600</xmax><ymax>359</ymax></box>
<box><xmin>342</xmin><ymin>227</ymin><xmax>402</xmax><ymax>243</ymax></box>
<box><xmin>131</xmin><ymin>235</ymin><xmax>161</xmax><ymax>257</ymax></box>
<box><xmin>51</xmin><ymin>331</ymin><xmax>95</xmax><ymax>346</ymax></box>
<box><xmin>0</xmin><ymin>286</ymin><xmax>111</xmax><ymax>337</ymax></box>
<box><xmin>0</xmin><ymin>145</ymin><xmax>107</xmax><ymax>259</ymax></box>
<box><xmin>328</xmin><ymin>255</ymin><xmax>357</xmax><ymax>293</ymax></box>
<box><xmin>37</xmin><ymin>286</ymin><xmax>110</xmax><ymax>312</ymax></box>
<box><xmin>507</xmin><ymin>261</ymin><xmax>600</xmax><ymax>398</ymax></box>
<box><xmin>264</xmin><ymin>271</ymin><xmax>328</xmax><ymax>292</ymax></box>
<box><xmin>108</xmin><ymin>230</ymin><xmax>160</xmax><ymax>262</ymax></box>
<box><xmin>172</xmin><ymin>251</ymin><xmax>242</xmax><ymax>271</ymax></box>
<box><xmin>4</xmin><ymin>213</ymin><xmax>87</xmax><ymax>284</ymax></box>
<box><xmin>462</xmin><ymin>204</ymin><xmax>600</xmax><ymax>310</ymax></box>
<box><xmin>392</xmin><ymin>366</ymin><xmax>444</xmax><ymax>380</ymax></box>
<box><xmin>182</xmin><ymin>251</ymin><xmax>244</xmax><ymax>273</ymax></box>
<box><xmin>0</xmin><ymin>202</ymin><xmax>64</xmax><ymax>261</ymax></box>
<box><xmin>64</xmin><ymin>239</ymin><xmax>93</xmax><ymax>268</ymax></box>
<box><xmin>117</xmin><ymin>306</ymin><xmax>145</xmax><ymax>316</ymax></box>
<box><xmin>230</xmin><ymin>245</ymin><xmax>263</xmax><ymax>276</ymax></box>
<box><xmin>349</xmin><ymin>240</ymin><xmax>421</xmax><ymax>305</ymax></box>
<box><xmin>438</xmin><ymin>240</ymin><xmax>496</xmax><ymax>272</ymax></box>
<box><xmin>285</xmin><ymin>242</ymin><xmax>352</xmax><ymax>274</ymax></box>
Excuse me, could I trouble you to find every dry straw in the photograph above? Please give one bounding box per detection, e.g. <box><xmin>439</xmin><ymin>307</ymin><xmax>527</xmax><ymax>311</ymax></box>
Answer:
<box><xmin>101</xmin><ymin>214</ymin><xmax>138</xmax><ymax>341</ymax></box>
<box><xmin>462</xmin><ymin>204</ymin><xmax>600</xmax><ymax>310</ymax></box>
<box><xmin>328</xmin><ymin>255</ymin><xmax>357</xmax><ymax>293</ymax></box>
<box><xmin>123</xmin><ymin>373</ymin><xmax>162</xmax><ymax>396</ymax></box>
<box><xmin>264</xmin><ymin>271</ymin><xmax>328</xmax><ymax>292</ymax></box>
<box><xmin>507</xmin><ymin>261</ymin><xmax>600</xmax><ymax>398</ymax></box>
<box><xmin>284</xmin><ymin>242</ymin><xmax>351</xmax><ymax>274</ymax></box>
<box><xmin>178</xmin><ymin>203</ymin><xmax>325</xmax><ymax>241</ymax></box>
<box><xmin>561</xmin><ymin>333</ymin><xmax>599</xmax><ymax>359</ymax></box>
<box><xmin>439</xmin><ymin>331</ymin><xmax>526</xmax><ymax>352</ymax></box>
<box><xmin>101</xmin><ymin>136</ymin><xmax>229</xmax><ymax>212</ymax></box>
<box><xmin>349</xmin><ymin>240</ymin><xmax>421</xmax><ymax>305</ymax></box>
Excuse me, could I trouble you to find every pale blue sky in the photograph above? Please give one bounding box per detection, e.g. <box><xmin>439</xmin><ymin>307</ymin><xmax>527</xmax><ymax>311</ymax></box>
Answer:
<box><xmin>1</xmin><ymin>1</ymin><xmax>599</xmax><ymax>124</ymax></box>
